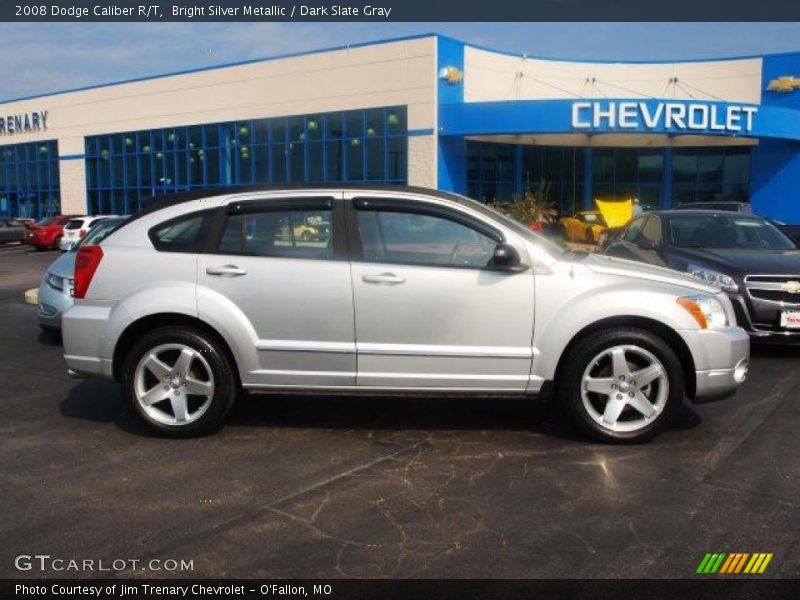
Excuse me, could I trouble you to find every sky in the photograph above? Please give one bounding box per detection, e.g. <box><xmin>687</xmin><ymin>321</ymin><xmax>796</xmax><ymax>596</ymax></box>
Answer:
<box><xmin>2</xmin><ymin>22</ymin><xmax>800</xmax><ymax>101</ymax></box>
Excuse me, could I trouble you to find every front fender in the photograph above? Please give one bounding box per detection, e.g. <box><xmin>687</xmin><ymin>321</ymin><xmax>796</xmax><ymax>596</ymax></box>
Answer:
<box><xmin>532</xmin><ymin>283</ymin><xmax>701</xmax><ymax>381</ymax></box>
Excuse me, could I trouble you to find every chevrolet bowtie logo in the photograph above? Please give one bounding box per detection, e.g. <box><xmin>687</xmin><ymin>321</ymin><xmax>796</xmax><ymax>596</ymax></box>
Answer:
<box><xmin>767</xmin><ymin>76</ymin><xmax>800</xmax><ymax>93</ymax></box>
<box><xmin>784</xmin><ymin>281</ymin><xmax>800</xmax><ymax>294</ymax></box>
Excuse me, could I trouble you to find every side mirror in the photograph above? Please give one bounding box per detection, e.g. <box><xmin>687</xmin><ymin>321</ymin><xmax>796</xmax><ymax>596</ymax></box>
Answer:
<box><xmin>491</xmin><ymin>242</ymin><xmax>528</xmax><ymax>272</ymax></box>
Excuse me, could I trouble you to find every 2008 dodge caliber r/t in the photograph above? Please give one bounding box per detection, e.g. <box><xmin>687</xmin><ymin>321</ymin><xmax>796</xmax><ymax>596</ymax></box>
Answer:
<box><xmin>62</xmin><ymin>186</ymin><xmax>750</xmax><ymax>443</ymax></box>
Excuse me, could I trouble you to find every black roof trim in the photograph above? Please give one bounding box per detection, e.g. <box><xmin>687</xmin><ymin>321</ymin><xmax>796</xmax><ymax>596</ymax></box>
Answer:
<box><xmin>123</xmin><ymin>184</ymin><xmax>470</xmax><ymax>225</ymax></box>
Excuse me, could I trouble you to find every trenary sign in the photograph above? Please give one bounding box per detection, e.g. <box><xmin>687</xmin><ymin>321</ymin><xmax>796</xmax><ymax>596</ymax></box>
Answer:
<box><xmin>571</xmin><ymin>101</ymin><xmax>757</xmax><ymax>134</ymax></box>
<box><xmin>0</xmin><ymin>110</ymin><xmax>48</xmax><ymax>136</ymax></box>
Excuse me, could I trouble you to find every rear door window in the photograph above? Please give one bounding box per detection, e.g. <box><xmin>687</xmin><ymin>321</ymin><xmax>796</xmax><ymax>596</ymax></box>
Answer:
<box><xmin>216</xmin><ymin>207</ymin><xmax>333</xmax><ymax>260</ymax></box>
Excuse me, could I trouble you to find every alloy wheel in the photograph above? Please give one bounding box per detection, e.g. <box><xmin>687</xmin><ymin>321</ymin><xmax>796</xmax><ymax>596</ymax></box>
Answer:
<box><xmin>580</xmin><ymin>344</ymin><xmax>668</xmax><ymax>433</ymax></box>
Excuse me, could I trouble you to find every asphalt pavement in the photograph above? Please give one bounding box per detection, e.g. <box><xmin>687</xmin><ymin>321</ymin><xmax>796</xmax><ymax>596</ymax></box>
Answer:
<box><xmin>1</xmin><ymin>243</ymin><xmax>798</xmax><ymax>579</ymax></box>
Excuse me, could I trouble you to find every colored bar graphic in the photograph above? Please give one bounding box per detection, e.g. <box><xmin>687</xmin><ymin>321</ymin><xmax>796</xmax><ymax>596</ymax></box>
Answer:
<box><xmin>702</xmin><ymin>552</ymin><xmax>774</xmax><ymax>574</ymax></box>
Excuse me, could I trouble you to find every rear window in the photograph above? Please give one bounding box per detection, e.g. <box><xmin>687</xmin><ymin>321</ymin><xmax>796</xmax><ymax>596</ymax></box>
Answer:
<box><xmin>64</xmin><ymin>219</ymin><xmax>83</xmax><ymax>230</ymax></box>
<box><xmin>149</xmin><ymin>210</ymin><xmax>215</xmax><ymax>253</ymax></box>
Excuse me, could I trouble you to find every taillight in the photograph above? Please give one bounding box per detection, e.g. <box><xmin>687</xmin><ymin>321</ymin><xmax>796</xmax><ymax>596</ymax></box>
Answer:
<box><xmin>74</xmin><ymin>245</ymin><xmax>103</xmax><ymax>299</ymax></box>
<box><xmin>79</xmin><ymin>228</ymin><xmax>87</xmax><ymax>237</ymax></box>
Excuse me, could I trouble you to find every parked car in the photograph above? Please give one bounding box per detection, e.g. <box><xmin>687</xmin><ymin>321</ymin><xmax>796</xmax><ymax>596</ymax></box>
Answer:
<box><xmin>62</xmin><ymin>186</ymin><xmax>749</xmax><ymax>443</ymax></box>
<box><xmin>678</xmin><ymin>201</ymin><xmax>753</xmax><ymax>214</ymax></box>
<box><xmin>38</xmin><ymin>217</ymin><xmax>128</xmax><ymax>331</ymax></box>
<box><xmin>562</xmin><ymin>199</ymin><xmax>633</xmax><ymax>245</ymax></box>
<box><xmin>58</xmin><ymin>215</ymin><xmax>117</xmax><ymax>251</ymax></box>
<box><xmin>561</xmin><ymin>211</ymin><xmax>607</xmax><ymax>244</ymax></box>
<box><xmin>25</xmin><ymin>215</ymin><xmax>84</xmax><ymax>250</ymax></box>
<box><xmin>603</xmin><ymin>210</ymin><xmax>800</xmax><ymax>343</ymax></box>
<box><xmin>0</xmin><ymin>218</ymin><xmax>27</xmax><ymax>244</ymax></box>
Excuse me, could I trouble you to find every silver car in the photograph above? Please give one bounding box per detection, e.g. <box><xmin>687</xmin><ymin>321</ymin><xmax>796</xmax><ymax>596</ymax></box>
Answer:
<box><xmin>38</xmin><ymin>217</ymin><xmax>127</xmax><ymax>330</ymax></box>
<box><xmin>61</xmin><ymin>187</ymin><xmax>750</xmax><ymax>443</ymax></box>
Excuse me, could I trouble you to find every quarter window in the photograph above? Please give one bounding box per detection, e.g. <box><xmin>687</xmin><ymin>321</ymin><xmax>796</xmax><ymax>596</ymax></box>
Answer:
<box><xmin>149</xmin><ymin>211</ymin><xmax>215</xmax><ymax>253</ymax></box>
<box><xmin>623</xmin><ymin>217</ymin><xmax>647</xmax><ymax>244</ymax></box>
<box><xmin>641</xmin><ymin>216</ymin><xmax>662</xmax><ymax>246</ymax></box>
<box><xmin>217</xmin><ymin>208</ymin><xmax>333</xmax><ymax>260</ymax></box>
<box><xmin>356</xmin><ymin>209</ymin><xmax>497</xmax><ymax>268</ymax></box>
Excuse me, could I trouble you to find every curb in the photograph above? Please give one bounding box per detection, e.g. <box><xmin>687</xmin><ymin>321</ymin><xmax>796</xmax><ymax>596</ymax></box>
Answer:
<box><xmin>24</xmin><ymin>288</ymin><xmax>39</xmax><ymax>305</ymax></box>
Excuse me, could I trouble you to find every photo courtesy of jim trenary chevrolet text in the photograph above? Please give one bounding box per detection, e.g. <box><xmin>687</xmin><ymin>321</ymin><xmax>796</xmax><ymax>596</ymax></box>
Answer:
<box><xmin>1</xmin><ymin>2</ymin><xmax>799</xmax><ymax>599</ymax></box>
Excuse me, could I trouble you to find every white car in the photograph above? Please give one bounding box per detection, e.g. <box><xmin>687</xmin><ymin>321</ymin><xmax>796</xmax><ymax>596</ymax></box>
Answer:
<box><xmin>58</xmin><ymin>216</ymin><xmax>116</xmax><ymax>251</ymax></box>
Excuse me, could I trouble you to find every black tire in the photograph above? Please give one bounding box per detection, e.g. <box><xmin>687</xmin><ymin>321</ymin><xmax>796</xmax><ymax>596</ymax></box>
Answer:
<box><xmin>34</xmin><ymin>245</ymin><xmax>47</xmax><ymax>252</ymax></box>
<box><xmin>558</xmin><ymin>327</ymin><xmax>683</xmax><ymax>444</ymax></box>
<box><xmin>120</xmin><ymin>326</ymin><xmax>238</xmax><ymax>437</ymax></box>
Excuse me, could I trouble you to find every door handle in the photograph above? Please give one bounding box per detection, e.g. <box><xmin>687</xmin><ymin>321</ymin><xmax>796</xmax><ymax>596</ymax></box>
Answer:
<box><xmin>362</xmin><ymin>273</ymin><xmax>405</xmax><ymax>285</ymax></box>
<box><xmin>206</xmin><ymin>265</ymin><xmax>247</xmax><ymax>277</ymax></box>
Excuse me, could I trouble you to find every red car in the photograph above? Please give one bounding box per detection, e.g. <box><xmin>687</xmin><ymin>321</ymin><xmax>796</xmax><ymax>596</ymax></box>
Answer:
<box><xmin>24</xmin><ymin>215</ymin><xmax>84</xmax><ymax>250</ymax></box>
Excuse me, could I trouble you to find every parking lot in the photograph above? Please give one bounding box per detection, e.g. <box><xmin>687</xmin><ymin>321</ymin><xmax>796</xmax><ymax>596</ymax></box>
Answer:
<box><xmin>1</xmin><ymin>243</ymin><xmax>798</xmax><ymax>579</ymax></box>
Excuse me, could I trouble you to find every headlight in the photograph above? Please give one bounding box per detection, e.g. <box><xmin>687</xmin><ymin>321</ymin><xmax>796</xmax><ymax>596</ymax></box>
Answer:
<box><xmin>677</xmin><ymin>295</ymin><xmax>729</xmax><ymax>329</ymax></box>
<box><xmin>687</xmin><ymin>264</ymin><xmax>738</xmax><ymax>292</ymax></box>
<box><xmin>46</xmin><ymin>272</ymin><xmax>64</xmax><ymax>291</ymax></box>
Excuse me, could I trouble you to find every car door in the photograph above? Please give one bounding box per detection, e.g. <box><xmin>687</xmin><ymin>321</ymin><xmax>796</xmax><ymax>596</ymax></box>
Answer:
<box><xmin>346</xmin><ymin>193</ymin><xmax>535</xmax><ymax>391</ymax></box>
<box><xmin>196</xmin><ymin>193</ymin><xmax>356</xmax><ymax>387</ymax></box>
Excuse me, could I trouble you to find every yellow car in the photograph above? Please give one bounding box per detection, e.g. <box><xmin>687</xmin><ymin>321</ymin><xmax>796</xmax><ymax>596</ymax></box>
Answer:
<box><xmin>560</xmin><ymin>199</ymin><xmax>634</xmax><ymax>244</ymax></box>
<box><xmin>560</xmin><ymin>211</ymin><xmax>607</xmax><ymax>244</ymax></box>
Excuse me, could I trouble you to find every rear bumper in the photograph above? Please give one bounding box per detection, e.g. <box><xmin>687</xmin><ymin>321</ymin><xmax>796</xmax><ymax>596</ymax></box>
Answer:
<box><xmin>680</xmin><ymin>326</ymin><xmax>750</xmax><ymax>402</ymax></box>
<box><xmin>62</xmin><ymin>304</ymin><xmax>115</xmax><ymax>379</ymax></box>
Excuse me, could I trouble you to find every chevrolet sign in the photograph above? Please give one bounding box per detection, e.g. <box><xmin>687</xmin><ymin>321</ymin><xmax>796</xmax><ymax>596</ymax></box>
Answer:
<box><xmin>784</xmin><ymin>281</ymin><xmax>800</xmax><ymax>294</ymax></box>
<box><xmin>571</xmin><ymin>101</ymin><xmax>757</xmax><ymax>134</ymax></box>
<box><xmin>766</xmin><ymin>76</ymin><xmax>800</xmax><ymax>93</ymax></box>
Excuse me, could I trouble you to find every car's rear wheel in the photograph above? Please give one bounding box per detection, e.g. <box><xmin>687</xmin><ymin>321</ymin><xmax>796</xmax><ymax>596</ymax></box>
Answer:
<box><xmin>121</xmin><ymin>326</ymin><xmax>237</xmax><ymax>437</ymax></box>
<box><xmin>558</xmin><ymin>327</ymin><xmax>683</xmax><ymax>443</ymax></box>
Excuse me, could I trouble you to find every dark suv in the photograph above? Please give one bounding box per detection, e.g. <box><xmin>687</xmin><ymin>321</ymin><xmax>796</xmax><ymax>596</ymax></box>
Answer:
<box><xmin>603</xmin><ymin>210</ymin><xmax>800</xmax><ymax>343</ymax></box>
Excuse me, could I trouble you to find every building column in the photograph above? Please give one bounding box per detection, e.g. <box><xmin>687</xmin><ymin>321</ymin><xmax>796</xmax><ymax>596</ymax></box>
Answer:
<box><xmin>57</xmin><ymin>136</ymin><xmax>88</xmax><ymax>215</ymax></box>
<box><xmin>436</xmin><ymin>135</ymin><xmax>466</xmax><ymax>194</ymax></box>
<box><xmin>583</xmin><ymin>146</ymin><xmax>594</xmax><ymax>210</ymax></box>
<box><xmin>662</xmin><ymin>147</ymin><xmax>673</xmax><ymax>209</ymax></box>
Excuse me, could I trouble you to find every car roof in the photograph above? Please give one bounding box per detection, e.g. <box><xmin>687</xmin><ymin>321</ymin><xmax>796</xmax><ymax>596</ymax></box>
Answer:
<box><xmin>124</xmin><ymin>184</ymin><xmax>476</xmax><ymax>224</ymax></box>
<box><xmin>647</xmin><ymin>209</ymin><xmax>764</xmax><ymax>218</ymax></box>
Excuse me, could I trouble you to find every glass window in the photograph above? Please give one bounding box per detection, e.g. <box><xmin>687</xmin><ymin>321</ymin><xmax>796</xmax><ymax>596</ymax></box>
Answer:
<box><xmin>356</xmin><ymin>209</ymin><xmax>497</xmax><ymax>268</ymax></box>
<box><xmin>217</xmin><ymin>208</ymin><xmax>333</xmax><ymax>260</ymax></box>
<box><xmin>84</xmin><ymin>107</ymin><xmax>408</xmax><ymax>213</ymax></box>
<box><xmin>641</xmin><ymin>216</ymin><xmax>662</xmax><ymax>245</ymax></box>
<box><xmin>149</xmin><ymin>211</ymin><xmax>215</xmax><ymax>253</ymax></box>
<box><xmin>0</xmin><ymin>140</ymin><xmax>61</xmax><ymax>219</ymax></box>
<box><xmin>623</xmin><ymin>217</ymin><xmax>647</xmax><ymax>243</ymax></box>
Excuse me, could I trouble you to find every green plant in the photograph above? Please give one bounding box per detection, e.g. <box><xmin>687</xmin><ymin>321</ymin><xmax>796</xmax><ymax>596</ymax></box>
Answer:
<box><xmin>490</xmin><ymin>178</ymin><xmax>558</xmax><ymax>226</ymax></box>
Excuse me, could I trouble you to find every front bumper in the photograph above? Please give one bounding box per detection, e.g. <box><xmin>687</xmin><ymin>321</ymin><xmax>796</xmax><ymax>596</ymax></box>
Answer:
<box><xmin>37</xmin><ymin>277</ymin><xmax>74</xmax><ymax>329</ymax></box>
<box><xmin>680</xmin><ymin>326</ymin><xmax>750</xmax><ymax>402</ymax></box>
<box><xmin>728</xmin><ymin>293</ymin><xmax>800</xmax><ymax>344</ymax></box>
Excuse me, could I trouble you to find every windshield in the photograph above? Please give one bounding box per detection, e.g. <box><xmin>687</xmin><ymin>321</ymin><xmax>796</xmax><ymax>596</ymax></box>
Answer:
<box><xmin>36</xmin><ymin>217</ymin><xmax>54</xmax><ymax>226</ymax></box>
<box><xmin>71</xmin><ymin>219</ymin><xmax>123</xmax><ymax>251</ymax></box>
<box><xmin>670</xmin><ymin>215</ymin><xmax>797</xmax><ymax>250</ymax></box>
<box><xmin>448</xmin><ymin>193</ymin><xmax>565</xmax><ymax>256</ymax></box>
<box><xmin>582</xmin><ymin>213</ymin><xmax>601</xmax><ymax>223</ymax></box>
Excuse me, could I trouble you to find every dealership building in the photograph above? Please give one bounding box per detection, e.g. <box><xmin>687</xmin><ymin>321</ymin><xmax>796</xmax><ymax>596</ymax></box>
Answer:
<box><xmin>2</xmin><ymin>33</ymin><xmax>800</xmax><ymax>222</ymax></box>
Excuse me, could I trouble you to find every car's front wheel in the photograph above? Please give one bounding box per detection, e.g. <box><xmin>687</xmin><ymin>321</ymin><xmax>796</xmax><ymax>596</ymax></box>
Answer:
<box><xmin>558</xmin><ymin>327</ymin><xmax>683</xmax><ymax>443</ymax></box>
<box><xmin>120</xmin><ymin>326</ymin><xmax>238</xmax><ymax>437</ymax></box>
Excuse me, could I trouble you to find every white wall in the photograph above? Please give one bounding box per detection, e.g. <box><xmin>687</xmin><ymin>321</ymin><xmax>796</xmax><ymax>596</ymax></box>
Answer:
<box><xmin>0</xmin><ymin>36</ymin><xmax>438</xmax><ymax>213</ymax></box>
<box><xmin>464</xmin><ymin>46</ymin><xmax>763</xmax><ymax>104</ymax></box>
